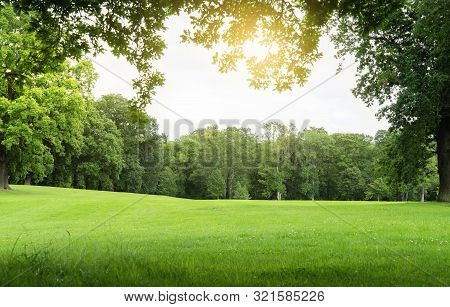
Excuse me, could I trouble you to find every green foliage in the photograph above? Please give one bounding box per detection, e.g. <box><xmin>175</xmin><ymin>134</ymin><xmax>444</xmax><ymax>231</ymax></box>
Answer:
<box><xmin>157</xmin><ymin>166</ymin><xmax>178</xmax><ymax>197</ymax></box>
<box><xmin>95</xmin><ymin>94</ymin><xmax>162</xmax><ymax>194</ymax></box>
<box><xmin>9</xmin><ymin>0</ymin><xmax>179</xmax><ymax>108</ymax></box>
<box><xmin>74</xmin><ymin>104</ymin><xmax>123</xmax><ymax>191</ymax></box>
<box><xmin>365</xmin><ymin>178</ymin><xmax>391</xmax><ymax>201</ymax></box>
<box><xmin>0</xmin><ymin>5</ymin><xmax>66</xmax><ymax>100</ymax></box>
<box><xmin>332</xmin><ymin>0</ymin><xmax>450</xmax><ymax>201</ymax></box>
<box><xmin>1</xmin><ymin>68</ymin><xmax>86</xmax><ymax>183</ymax></box>
<box><xmin>233</xmin><ymin>181</ymin><xmax>250</xmax><ymax>200</ymax></box>
<box><xmin>330</xmin><ymin>134</ymin><xmax>375</xmax><ymax>200</ymax></box>
<box><xmin>182</xmin><ymin>0</ymin><xmax>328</xmax><ymax>91</ymax></box>
<box><xmin>257</xmin><ymin>166</ymin><xmax>286</xmax><ymax>200</ymax></box>
<box><xmin>206</xmin><ymin>168</ymin><xmax>225</xmax><ymax>199</ymax></box>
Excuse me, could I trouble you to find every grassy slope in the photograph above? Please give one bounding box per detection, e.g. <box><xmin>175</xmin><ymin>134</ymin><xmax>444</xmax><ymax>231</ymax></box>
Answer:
<box><xmin>0</xmin><ymin>185</ymin><xmax>448</xmax><ymax>286</ymax></box>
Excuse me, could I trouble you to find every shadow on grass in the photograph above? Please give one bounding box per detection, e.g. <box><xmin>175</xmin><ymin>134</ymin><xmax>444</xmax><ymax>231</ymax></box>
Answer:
<box><xmin>1</xmin><ymin>249</ymin><xmax>447</xmax><ymax>287</ymax></box>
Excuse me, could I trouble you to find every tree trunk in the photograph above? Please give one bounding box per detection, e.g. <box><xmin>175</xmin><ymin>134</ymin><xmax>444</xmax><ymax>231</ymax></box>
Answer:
<box><xmin>405</xmin><ymin>191</ymin><xmax>409</xmax><ymax>202</ymax></box>
<box><xmin>420</xmin><ymin>186</ymin><xmax>425</xmax><ymax>203</ymax></box>
<box><xmin>0</xmin><ymin>150</ymin><xmax>10</xmax><ymax>190</ymax></box>
<box><xmin>24</xmin><ymin>175</ymin><xmax>31</xmax><ymax>185</ymax></box>
<box><xmin>377</xmin><ymin>195</ymin><xmax>380</xmax><ymax>202</ymax></box>
<box><xmin>1</xmin><ymin>79</ymin><xmax>14</xmax><ymax>190</ymax></box>
<box><xmin>437</xmin><ymin>110</ymin><xmax>450</xmax><ymax>202</ymax></box>
<box><xmin>311</xmin><ymin>194</ymin><xmax>315</xmax><ymax>201</ymax></box>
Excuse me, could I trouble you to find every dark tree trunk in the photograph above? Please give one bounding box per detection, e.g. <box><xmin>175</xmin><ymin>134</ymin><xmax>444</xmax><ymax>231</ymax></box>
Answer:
<box><xmin>1</xmin><ymin>79</ymin><xmax>14</xmax><ymax>190</ymax></box>
<box><xmin>24</xmin><ymin>175</ymin><xmax>31</xmax><ymax>185</ymax></box>
<box><xmin>437</xmin><ymin>110</ymin><xmax>450</xmax><ymax>202</ymax></box>
<box><xmin>0</xmin><ymin>150</ymin><xmax>10</xmax><ymax>190</ymax></box>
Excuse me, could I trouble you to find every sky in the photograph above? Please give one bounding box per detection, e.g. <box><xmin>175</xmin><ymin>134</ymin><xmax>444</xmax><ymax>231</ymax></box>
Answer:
<box><xmin>92</xmin><ymin>14</ymin><xmax>389</xmax><ymax>140</ymax></box>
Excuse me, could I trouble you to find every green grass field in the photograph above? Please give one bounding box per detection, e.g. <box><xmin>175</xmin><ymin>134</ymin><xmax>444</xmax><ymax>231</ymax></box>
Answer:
<box><xmin>0</xmin><ymin>185</ymin><xmax>448</xmax><ymax>286</ymax></box>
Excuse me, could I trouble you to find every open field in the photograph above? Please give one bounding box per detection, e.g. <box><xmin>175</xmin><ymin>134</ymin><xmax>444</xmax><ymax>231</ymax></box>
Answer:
<box><xmin>0</xmin><ymin>185</ymin><xmax>448</xmax><ymax>286</ymax></box>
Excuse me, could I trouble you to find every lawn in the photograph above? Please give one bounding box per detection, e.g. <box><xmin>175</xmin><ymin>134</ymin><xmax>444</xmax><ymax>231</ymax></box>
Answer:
<box><xmin>0</xmin><ymin>185</ymin><xmax>448</xmax><ymax>286</ymax></box>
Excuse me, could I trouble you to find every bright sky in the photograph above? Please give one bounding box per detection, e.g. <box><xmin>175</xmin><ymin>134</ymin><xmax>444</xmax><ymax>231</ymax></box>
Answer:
<box><xmin>92</xmin><ymin>14</ymin><xmax>389</xmax><ymax>140</ymax></box>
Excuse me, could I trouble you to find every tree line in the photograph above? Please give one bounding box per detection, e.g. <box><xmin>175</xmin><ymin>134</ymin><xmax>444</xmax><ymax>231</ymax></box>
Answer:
<box><xmin>3</xmin><ymin>58</ymin><xmax>437</xmax><ymax>201</ymax></box>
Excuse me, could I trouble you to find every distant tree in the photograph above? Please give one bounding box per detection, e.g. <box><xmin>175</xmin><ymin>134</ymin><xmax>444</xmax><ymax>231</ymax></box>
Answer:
<box><xmin>74</xmin><ymin>104</ymin><xmax>123</xmax><ymax>191</ymax></box>
<box><xmin>207</xmin><ymin>169</ymin><xmax>225</xmax><ymax>199</ymax></box>
<box><xmin>299</xmin><ymin>162</ymin><xmax>319</xmax><ymax>201</ymax></box>
<box><xmin>223</xmin><ymin>127</ymin><xmax>255</xmax><ymax>199</ymax></box>
<box><xmin>377</xmin><ymin>131</ymin><xmax>432</xmax><ymax>201</ymax></box>
<box><xmin>233</xmin><ymin>181</ymin><xmax>250</xmax><ymax>200</ymax></box>
<box><xmin>96</xmin><ymin>94</ymin><xmax>161</xmax><ymax>193</ymax></box>
<box><xmin>157</xmin><ymin>166</ymin><xmax>178</xmax><ymax>197</ymax></box>
<box><xmin>138</xmin><ymin>117</ymin><xmax>162</xmax><ymax>194</ymax></box>
<box><xmin>257</xmin><ymin>165</ymin><xmax>286</xmax><ymax>200</ymax></box>
<box><xmin>417</xmin><ymin>157</ymin><xmax>439</xmax><ymax>202</ymax></box>
<box><xmin>331</xmin><ymin>134</ymin><xmax>375</xmax><ymax>200</ymax></box>
<box><xmin>297</xmin><ymin>129</ymin><xmax>329</xmax><ymax>200</ymax></box>
<box><xmin>365</xmin><ymin>178</ymin><xmax>390</xmax><ymax>202</ymax></box>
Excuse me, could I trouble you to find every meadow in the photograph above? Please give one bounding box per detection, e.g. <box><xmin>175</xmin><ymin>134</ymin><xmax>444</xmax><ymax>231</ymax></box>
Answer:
<box><xmin>0</xmin><ymin>185</ymin><xmax>448</xmax><ymax>286</ymax></box>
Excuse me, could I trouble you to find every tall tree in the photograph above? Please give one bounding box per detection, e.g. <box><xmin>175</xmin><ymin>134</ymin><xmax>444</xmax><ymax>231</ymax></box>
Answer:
<box><xmin>333</xmin><ymin>0</ymin><xmax>450</xmax><ymax>201</ymax></box>
<box><xmin>233</xmin><ymin>181</ymin><xmax>250</xmax><ymax>200</ymax></box>
<box><xmin>0</xmin><ymin>66</ymin><xmax>86</xmax><ymax>188</ymax></box>
<box><xmin>0</xmin><ymin>5</ymin><xmax>70</xmax><ymax>188</ymax></box>
<box><xmin>157</xmin><ymin>166</ymin><xmax>178</xmax><ymax>197</ymax></box>
<box><xmin>74</xmin><ymin>104</ymin><xmax>123</xmax><ymax>191</ymax></box>
<box><xmin>207</xmin><ymin>168</ymin><xmax>226</xmax><ymax>199</ymax></box>
<box><xmin>365</xmin><ymin>178</ymin><xmax>390</xmax><ymax>202</ymax></box>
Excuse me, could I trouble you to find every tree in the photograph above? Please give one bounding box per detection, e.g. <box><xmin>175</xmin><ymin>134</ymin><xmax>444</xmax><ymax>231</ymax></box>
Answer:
<box><xmin>97</xmin><ymin>94</ymin><xmax>143</xmax><ymax>193</ymax></box>
<box><xmin>299</xmin><ymin>161</ymin><xmax>319</xmax><ymax>201</ymax></box>
<box><xmin>377</xmin><ymin>131</ymin><xmax>432</xmax><ymax>201</ymax></box>
<box><xmin>138</xmin><ymin>117</ymin><xmax>162</xmax><ymax>194</ymax></box>
<box><xmin>157</xmin><ymin>166</ymin><xmax>178</xmax><ymax>197</ymax></box>
<box><xmin>331</xmin><ymin>134</ymin><xmax>376</xmax><ymax>200</ymax></box>
<box><xmin>0</xmin><ymin>66</ymin><xmax>86</xmax><ymax>188</ymax></box>
<box><xmin>74</xmin><ymin>104</ymin><xmax>123</xmax><ymax>191</ymax></box>
<box><xmin>257</xmin><ymin>165</ymin><xmax>286</xmax><ymax>200</ymax></box>
<box><xmin>0</xmin><ymin>5</ymin><xmax>72</xmax><ymax>189</ymax></box>
<box><xmin>233</xmin><ymin>181</ymin><xmax>250</xmax><ymax>200</ymax></box>
<box><xmin>417</xmin><ymin>157</ymin><xmax>439</xmax><ymax>202</ymax></box>
<box><xmin>332</xmin><ymin>0</ymin><xmax>450</xmax><ymax>201</ymax></box>
<box><xmin>42</xmin><ymin>60</ymin><xmax>97</xmax><ymax>188</ymax></box>
<box><xmin>365</xmin><ymin>178</ymin><xmax>390</xmax><ymax>202</ymax></box>
<box><xmin>296</xmin><ymin>129</ymin><xmax>331</xmax><ymax>200</ymax></box>
<box><xmin>95</xmin><ymin>94</ymin><xmax>162</xmax><ymax>193</ymax></box>
<box><xmin>207</xmin><ymin>168</ymin><xmax>225</xmax><ymax>199</ymax></box>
